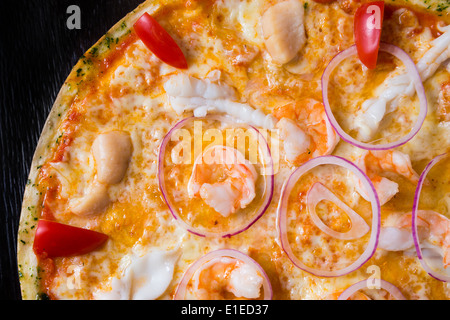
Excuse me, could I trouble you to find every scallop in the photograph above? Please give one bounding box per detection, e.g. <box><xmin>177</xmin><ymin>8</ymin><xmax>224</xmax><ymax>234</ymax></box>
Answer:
<box><xmin>69</xmin><ymin>182</ymin><xmax>110</xmax><ymax>216</ymax></box>
<box><xmin>92</xmin><ymin>130</ymin><xmax>133</xmax><ymax>185</ymax></box>
<box><xmin>261</xmin><ymin>0</ymin><xmax>306</xmax><ymax>64</ymax></box>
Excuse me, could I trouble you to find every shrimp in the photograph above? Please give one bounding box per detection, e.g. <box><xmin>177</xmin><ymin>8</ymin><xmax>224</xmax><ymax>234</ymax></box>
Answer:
<box><xmin>365</xmin><ymin>150</ymin><xmax>420</xmax><ymax>182</ymax></box>
<box><xmin>191</xmin><ymin>257</ymin><xmax>263</xmax><ymax>300</ymax></box>
<box><xmin>378</xmin><ymin>211</ymin><xmax>426</xmax><ymax>251</ymax></box>
<box><xmin>378</xmin><ymin>226</ymin><xmax>415</xmax><ymax>252</ymax></box>
<box><xmin>273</xmin><ymin>98</ymin><xmax>340</xmax><ymax>165</ymax></box>
<box><xmin>187</xmin><ymin>145</ymin><xmax>257</xmax><ymax>217</ymax></box>
<box><xmin>389</xmin><ymin>210</ymin><xmax>450</xmax><ymax>268</ymax></box>
<box><xmin>275</xmin><ymin>118</ymin><xmax>311</xmax><ymax>164</ymax></box>
<box><xmin>353</xmin><ymin>24</ymin><xmax>450</xmax><ymax>141</ymax></box>
<box><xmin>354</xmin><ymin>150</ymin><xmax>419</xmax><ymax>205</ymax></box>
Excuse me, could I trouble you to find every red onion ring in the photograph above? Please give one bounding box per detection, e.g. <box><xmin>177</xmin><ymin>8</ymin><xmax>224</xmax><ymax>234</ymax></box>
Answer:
<box><xmin>307</xmin><ymin>182</ymin><xmax>370</xmax><ymax>240</ymax></box>
<box><xmin>322</xmin><ymin>43</ymin><xmax>427</xmax><ymax>150</ymax></box>
<box><xmin>338</xmin><ymin>279</ymin><xmax>406</xmax><ymax>300</ymax></box>
<box><xmin>158</xmin><ymin>115</ymin><xmax>274</xmax><ymax>238</ymax></box>
<box><xmin>277</xmin><ymin>155</ymin><xmax>380</xmax><ymax>277</ymax></box>
<box><xmin>412</xmin><ymin>153</ymin><xmax>450</xmax><ymax>282</ymax></box>
<box><xmin>174</xmin><ymin>249</ymin><xmax>273</xmax><ymax>300</ymax></box>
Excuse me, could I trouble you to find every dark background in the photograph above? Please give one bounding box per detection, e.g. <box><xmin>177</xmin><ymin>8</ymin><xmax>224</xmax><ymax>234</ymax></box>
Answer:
<box><xmin>0</xmin><ymin>0</ymin><xmax>143</xmax><ymax>300</ymax></box>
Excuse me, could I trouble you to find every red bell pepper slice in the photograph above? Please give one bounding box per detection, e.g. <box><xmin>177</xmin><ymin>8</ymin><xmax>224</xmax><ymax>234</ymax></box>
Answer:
<box><xmin>33</xmin><ymin>220</ymin><xmax>108</xmax><ymax>257</ymax></box>
<box><xmin>354</xmin><ymin>1</ymin><xmax>385</xmax><ymax>69</ymax></box>
<box><xmin>133</xmin><ymin>12</ymin><xmax>188</xmax><ymax>69</ymax></box>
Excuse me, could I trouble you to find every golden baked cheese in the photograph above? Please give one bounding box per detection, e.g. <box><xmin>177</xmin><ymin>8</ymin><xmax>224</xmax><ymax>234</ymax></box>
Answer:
<box><xmin>17</xmin><ymin>0</ymin><xmax>450</xmax><ymax>300</ymax></box>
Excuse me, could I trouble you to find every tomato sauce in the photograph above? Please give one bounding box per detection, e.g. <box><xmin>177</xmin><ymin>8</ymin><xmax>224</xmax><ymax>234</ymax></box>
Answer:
<box><xmin>98</xmin><ymin>32</ymin><xmax>138</xmax><ymax>74</ymax></box>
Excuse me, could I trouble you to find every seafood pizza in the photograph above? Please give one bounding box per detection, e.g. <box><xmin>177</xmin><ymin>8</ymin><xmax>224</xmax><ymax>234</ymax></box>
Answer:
<box><xmin>17</xmin><ymin>0</ymin><xmax>450</xmax><ymax>300</ymax></box>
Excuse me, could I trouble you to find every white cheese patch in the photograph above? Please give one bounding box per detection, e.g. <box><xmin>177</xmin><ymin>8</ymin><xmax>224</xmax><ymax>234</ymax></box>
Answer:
<box><xmin>215</xmin><ymin>0</ymin><xmax>265</xmax><ymax>47</ymax></box>
<box><xmin>94</xmin><ymin>249</ymin><xmax>179</xmax><ymax>300</ymax></box>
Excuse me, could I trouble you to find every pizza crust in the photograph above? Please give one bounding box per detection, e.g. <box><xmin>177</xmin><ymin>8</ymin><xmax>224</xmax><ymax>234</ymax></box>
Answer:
<box><xmin>16</xmin><ymin>0</ymin><xmax>450</xmax><ymax>299</ymax></box>
<box><xmin>16</xmin><ymin>0</ymin><xmax>157</xmax><ymax>299</ymax></box>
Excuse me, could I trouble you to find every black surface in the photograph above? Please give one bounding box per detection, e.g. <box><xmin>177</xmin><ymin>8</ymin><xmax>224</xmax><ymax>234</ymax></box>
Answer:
<box><xmin>0</xmin><ymin>0</ymin><xmax>144</xmax><ymax>300</ymax></box>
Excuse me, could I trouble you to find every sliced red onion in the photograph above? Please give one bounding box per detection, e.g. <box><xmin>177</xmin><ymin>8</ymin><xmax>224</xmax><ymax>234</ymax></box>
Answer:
<box><xmin>158</xmin><ymin>115</ymin><xmax>274</xmax><ymax>238</ymax></box>
<box><xmin>322</xmin><ymin>43</ymin><xmax>427</xmax><ymax>150</ymax></box>
<box><xmin>412</xmin><ymin>153</ymin><xmax>450</xmax><ymax>282</ymax></box>
<box><xmin>338</xmin><ymin>279</ymin><xmax>406</xmax><ymax>300</ymax></box>
<box><xmin>277</xmin><ymin>155</ymin><xmax>380</xmax><ymax>277</ymax></box>
<box><xmin>174</xmin><ymin>249</ymin><xmax>273</xmax><ymax>300</ymax></box>
<box><xmin>307</xmin><ymin>182</ymin><xmax>370</xmax><ymax>240</ymax></box>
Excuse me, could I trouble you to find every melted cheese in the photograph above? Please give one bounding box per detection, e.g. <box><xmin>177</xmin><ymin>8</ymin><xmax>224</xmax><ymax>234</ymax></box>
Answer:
<box><xmin>215</xmin><ymin>0</ymin><xmax>265</xmax><ymax>47</ymax></box>
<box><xmin>30</xmin><ymin>0</ymin><xmax>450</xmax><ymax>301</ymax></box>
<box><xmin>93</xmin><ymin>248</ymin><xmax>179</xmax><ymax>300</ymax></box>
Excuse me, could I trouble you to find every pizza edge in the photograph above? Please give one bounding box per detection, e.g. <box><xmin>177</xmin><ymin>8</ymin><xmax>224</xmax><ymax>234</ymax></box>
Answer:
<box><xmin>15</xmin><ymin>0</ymin><xmax>450</xmax><ymax>300</ymax></box>
<box><xmin>16</xmin><ymin>0</ymin><xmax>155</xmax><ymax>300</ymax></box>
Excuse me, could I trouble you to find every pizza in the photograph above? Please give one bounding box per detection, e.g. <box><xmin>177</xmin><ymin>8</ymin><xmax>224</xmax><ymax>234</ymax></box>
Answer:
<box><xmin>17</xmin><ymin>0</ymin><xmax>450</xmax><ymax>300</ymax></box>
